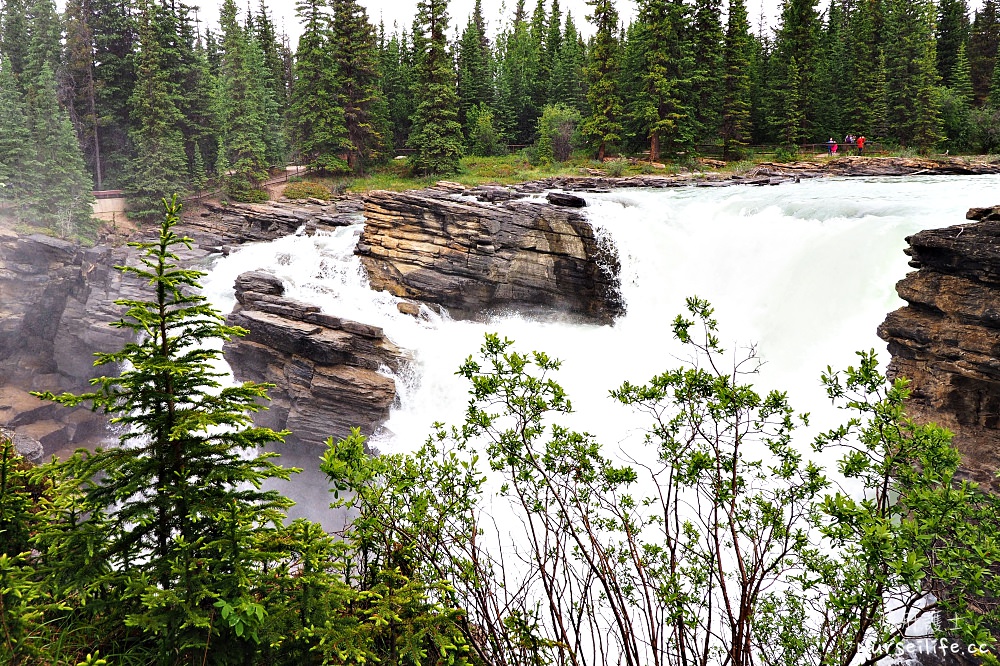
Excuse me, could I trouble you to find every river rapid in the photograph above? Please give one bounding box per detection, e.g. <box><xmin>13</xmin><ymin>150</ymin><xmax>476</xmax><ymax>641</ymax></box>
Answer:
<box><xmin>200</xmin><ymin>174</ymin><xmax>1000</xmax><ymax>525</ymax></box>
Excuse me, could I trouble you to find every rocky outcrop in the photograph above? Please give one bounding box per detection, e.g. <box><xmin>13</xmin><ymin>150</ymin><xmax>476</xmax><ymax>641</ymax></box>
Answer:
<box><xmin>357</xmin><ymin>188</ymin><xmax>623</xmax><ymax>323</ymax></box>
<box><xmin>223</xmin><ymin>271</ymin><xmax>404</xmax><ymax>447</ymax></box>
<box><xmin>0</xmin><ymin>229</ymin><xmax>139</xmax><ymax>457</ymax></box>
<box><xmin>181</xmin><ymin>198</ymin><xmax>364</xmax><ymax>251</ymax></box>
<box><xmin>878</xmin><ymin>205</ymin><xmax>1000</xmax><ymax>491</ymax></box>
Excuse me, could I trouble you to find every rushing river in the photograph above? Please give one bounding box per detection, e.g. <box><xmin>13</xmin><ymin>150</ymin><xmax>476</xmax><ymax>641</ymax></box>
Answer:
<box><xmin>200</xmin><ymin>174</ymin><xmax>1000</xmax><ymax>525</ymax></box>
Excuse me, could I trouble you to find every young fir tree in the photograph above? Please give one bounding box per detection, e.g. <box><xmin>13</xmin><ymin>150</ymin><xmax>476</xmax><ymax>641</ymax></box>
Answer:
<box><xmin>127</xmin><ymin>0</ymin><xmax>189</xmax><ymax>219</ymax></box>
<box><xmin>34</xmin><ymin>197</ymin><xmax>296</xmax><ymax>660</ymax></box>
<box><xmin>0</xmin><ymin>0</ymin><xmax>30</xmax><ymax>84</ymax></box>
<box><xmin>545</xmin><ymin>0</ymin><xmax>563</xmax><ymax>79</ymax></box>
<box><xmin>407</xmin><ymin>0</ymin><xmax>463</xmax><ymax>175</ymax></box>
<box><xmin>496</xmin><ymin>9</ymin><xmax>542</xmax><ymax>144</ymax></box>
<box><xmin>634</xmin><ymin>0</ymin><xmax>695</xmax><ymax>161</ymax></box>
<box><xmin>528</xmin><ymin>0</ymin><xmax>550</xmax><ymax>109</ymax></box>
<box><xmin>291</xmin><ymin>0</ymin><xmax>347</xmax><ymax>171</ymax></box>
<box><xmin>937</xmin><ymin>0</ymin><xmax>971</xmax><ymax>86</ymax></box>
<box><xmin>581</xmin><ymin>0</ymin><xmax>623</xmax><ymax>160</ymax></box>
<box><xmin>330</xmin><ymin>0</ymin><xmax>387</xmax><ymax>173</ymax></box>
<box><xmin>843</xmin><ymin>0</ymin><xmax>883</xmax><ymax>138</ymax></box>
<box><xmin>940</xmin><ymin>42</ymin><xmax>974</xmax><ymax>150</ymax></box>
<box><xmin>721</xmin><ymin>0</ymin><xmax>752</xmax><ymax>159</ymax></box>
<box><xmin>884</xmin><ymin>0</ymin><xmax>941</xmax><ymax>149</ymax></box>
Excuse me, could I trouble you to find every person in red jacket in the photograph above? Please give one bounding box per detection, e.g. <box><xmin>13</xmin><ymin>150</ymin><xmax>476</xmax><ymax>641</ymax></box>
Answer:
<box><xmin>857</xmin><ymin>135</ymin><xmax>866</xmax><ymax>155</ymax></box>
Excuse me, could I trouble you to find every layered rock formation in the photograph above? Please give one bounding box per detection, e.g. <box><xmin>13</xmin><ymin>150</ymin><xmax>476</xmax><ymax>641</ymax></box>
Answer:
<box><xmin>0</xmin><ymin>230</ymin><xmax>138</xmax><ymax>456</ymax></box>
<box><xmin>358</xmin><ymin>187</ymin><xmax>623</xmax><ymax>323</ymax></box>
<box><xmin>223</xmin><ymin>271</ymin><xmax>404</xmax><ymax>447</ymax></box>
<box><xmin>878</xmin><ymin>205</ymin><xmax>1000</xmax><ymax>490</ymax></box>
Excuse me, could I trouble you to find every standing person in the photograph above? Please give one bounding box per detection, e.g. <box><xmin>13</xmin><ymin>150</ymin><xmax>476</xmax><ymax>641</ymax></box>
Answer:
<box><xmin>832</xmin><ymin>140</ymin><xmax>838</xmax><ymax>154</ymax></box>
<box><xmin>857</xmin><ymin>135</ymin><xmax>866</xmax><ymax>155</ymax></box>
<box><xmin>827</xmin><ymin>138</ymin><xmax>835</xmax><ymax>155</ymax></box>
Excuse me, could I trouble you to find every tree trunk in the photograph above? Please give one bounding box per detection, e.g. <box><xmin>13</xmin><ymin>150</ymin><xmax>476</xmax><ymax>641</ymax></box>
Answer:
<box><xmin>650</xmin><ymin>131</ymin><xmax>660</xmax><ymax>163</ymax></box>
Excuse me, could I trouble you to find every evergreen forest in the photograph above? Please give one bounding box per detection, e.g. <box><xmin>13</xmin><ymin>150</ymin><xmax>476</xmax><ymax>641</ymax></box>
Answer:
<box><xmin>2</xmin><ymin>0</ymin><xmax>1000</xmax><ymax>235</ymax></box>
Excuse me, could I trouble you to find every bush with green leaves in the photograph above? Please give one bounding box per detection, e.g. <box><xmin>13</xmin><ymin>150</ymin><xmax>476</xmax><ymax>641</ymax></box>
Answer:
<box><xmin>282</xmin><ymin>180</ymin><xmax>332</xmax><ymax>200</ymax></box>
<box><xmin>466</xmin><ymin>103</ymin><xmax>505</xmax><ymax>158</ymax></box>
<box><xmin>323</xmin><ymin>297</ymin><xmax>1000</xmax><ymax>666</ymax></box>
<box><xmin>535</xmin><ymin>103</ymin><xmax>582</xmax><ymax>165</ymax></box>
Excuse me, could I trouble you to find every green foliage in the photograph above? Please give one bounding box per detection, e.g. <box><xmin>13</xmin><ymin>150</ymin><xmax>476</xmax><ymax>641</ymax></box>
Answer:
<box><xmin>581</xmin><ymin>0</ymin><xmax>623</xmax><ymax>161</ymax></box>
<box><xmin>407</xmin><ymin>0</ymin><xmax>464</xmax><ymax>175</ymax></box>
<box><xmin>535</xmin><ymin>103</ymin><xmax>580</xmax><ymax>164</ymax></box>
<box><xmin>282</xmin><ymin>180</ymin><xmax>332</xmax><ymax>199</ymax></box>
<box><xmin>466</xmin><ymin>103</ymin><xmax>505</xmax><ymax>157</ymax></box>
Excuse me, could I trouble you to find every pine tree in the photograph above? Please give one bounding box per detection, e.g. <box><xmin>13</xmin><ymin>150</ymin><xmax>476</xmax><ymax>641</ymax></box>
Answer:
<box><xmin>330</xmin><ymin>0</ymin><xmax>387</xmax><ymax>173</ymax></box>
<box><xmin>127</xmin><ymin>0</ymin><xmax>189</xmax><ymax>219</ymax></box>
<box><xmin>548</xmin><ymin>12</ymin><xmax>587</xmax><ymax>115</ymax></box>
<box><xmin>24</xmin><ymin>64</ymin><xmax>95</xmax><ymax>238</ymax></box>
<box><xmin>290</xmin><ymin>0</ymin><xmax>347</xmax><ymax>171</ymax></box>
<box><xmin>884</xmin><ymin>0</ymin><xmax>940</xmax><ymax>148</ymax></box>
<box><xmin>843</xmin><ymin>0</ymin><xmax>883</xmax><ymax>137</ymax></box>
<box><xmin>34</xmin><ymin>197</ymin><xmax>295</xmax><ymax>660</ymax></box>
<box><xmin>690</xmin><ymin>0</ymin><xmax>724</xmax><ymax>143</ymax></box>
<box><xmin>217</xmin><ymin>0</ymin><xmax>270</xmax><ymax>198</ymax></box>
<box><xmin>721</xmin><ymin>0</ymin><xmax>752</xmax><ymax>158</ymax></box>
<box><xmin>813</xmin><ymin>0</ymin><xmax>846</xmax><ymax>141</ymax></box>
<box><xmin>938</xmin><ymin>0</ymin><xmax>971</xmax><ymax>86</ymax></box>
<box><xmin>496</xmin><ymin>9</ymin><xmax>542</xmax><ymax>143</ymax></box>
<box><xmin>407</xmin><ymin>0</ymin><xmax>463</xmax><ymax>175</ymax></box>
<box><xmin>90</xmin><ymin>0</ymin><xmax>137</xmax><ymax>189</ymax></box>
<box><xmin>63</xmin><ymin>0</ymin><xmax>102</xmax><ymax>188</ymax></box>
<box><xmin>0</xmin><ymin>58</ymin><xmax>31</xmax><ymax>210</ymax></box>
<box><xmin>252</xmin><ymin>2</ymin><xmax>289</xmax><ymax>166</ymax></box>
<box><xmin>581</xmin><ymin>0</ymin><xmax>623</xmax><ymax>160</ymax></box>
<box><xmin>770</xmin><ymin>0</ymin><xmax>822</xmax><ymax>142</ymax></box>
<box><xmin>969</xmin><ymin>0</ymin><xmax>1000</xmax><ymax>103</ymax></box>
<box><xmin>634</xmin><ymin>0</ymin><xmax>696</xmax><ymax>160</ymax></box>
<box><xmin>545</xmin><ymin>0</ymin><xmax>563</xmax><ymax>76</ymax></box>
<box><xmin>457</xmin><ymin>2</ymin><xmax>494</xmax><ymax>139</ymax></box>
<box><xmin>940</xmin><ymin>42</ymin><xmax>974</xmax><ymax>151</ymax></box>
<box><xmin>1</xmin><ymin>0</ymin><xmax>30</xmax><ymax>84</ymax></box>
<box><xmin>379</xmin><ymin>27</ymin><xmax>416</xmax><ymax>150</ymax></box>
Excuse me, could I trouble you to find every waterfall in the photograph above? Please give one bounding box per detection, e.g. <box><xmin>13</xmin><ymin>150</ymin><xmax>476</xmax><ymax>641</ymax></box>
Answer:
<box><xmin>199</xmin><ymin>174</ymin><xmax>1000</xmax><ymax>514</ymax></box>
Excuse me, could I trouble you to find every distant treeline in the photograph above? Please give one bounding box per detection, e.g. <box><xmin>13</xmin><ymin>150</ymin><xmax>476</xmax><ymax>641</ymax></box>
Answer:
<box><xmin>0</xmin><ymin>0</ymin><xmax>999</xmax><ymax>232</ymax></box>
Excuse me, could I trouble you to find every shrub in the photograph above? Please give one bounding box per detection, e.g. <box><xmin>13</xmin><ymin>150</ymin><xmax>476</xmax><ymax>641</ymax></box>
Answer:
<box><xmin>604</xmin><ymin>159</ymin><xmax>627</xmax><ymax>177</ymax></box>
<box><xmin>282</xmin><ymin>181</ymin><xmax>332</xmax><ymax>200</ymax></box>
<box><xmin>536</xmin><ymin>103</ymin><xmax>581</xmax><ymax>165</ymax></box>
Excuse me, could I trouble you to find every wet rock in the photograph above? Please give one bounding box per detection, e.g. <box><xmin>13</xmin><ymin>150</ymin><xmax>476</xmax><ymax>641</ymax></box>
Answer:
<box><xmin>224</xmin><ymin>271</ymin><xmax>405</xmax><ymax>446</ymax></box>
<box><xmin>878</xmin><ymin>209</ymin><xmax>1000</xmax><ymax>491</ymax></box>
<box><xmin>546</xmin><ymin>191</ymin><xmax>587</xmax><ymax>207</ymax></box>
<box><xmin>1</xmin><ymin>426</ymin><xmax>43</xmax><ymax>463</ymax></box>
<box><xmin>358</xmin><ymin>188</ymin><xmax>623</xmax><ymax>324</ymax></box>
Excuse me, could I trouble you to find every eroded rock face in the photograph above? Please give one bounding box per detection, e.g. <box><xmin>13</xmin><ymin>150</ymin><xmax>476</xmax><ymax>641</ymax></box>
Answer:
<box><xmin>223</xmin><ymin>271</ymin><xmax>404</xmax><ymax>447</ymax></box>
<box><xmin>878</xmin><ymin>205</ymin><xmax>1000</xmax><ymax>490</ymax></box>
<box><xmin>0</xmin><ymin>230</ymin><xmax>138</xmax><ymax>456</ymax></box>
<box><xmin>357</xmin><ymin>188</ymin><xmax>623</xmax><ymax>323</ymax></box>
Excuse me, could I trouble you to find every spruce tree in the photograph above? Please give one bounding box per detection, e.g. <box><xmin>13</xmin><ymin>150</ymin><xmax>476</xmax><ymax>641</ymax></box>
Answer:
<box><xmin>216</xmin><ymin>0</ymin><xmax>270</xmax><ymax>198</ymax></box>
<box><xmin>634</xmin><ymin>0</ymin><xmax>695</xmax><ymax>160</ymax></box>
<box><xmin>545</xmin><ymin>0</ymin><xmax>563</xmax><ymax>76</ymax></box>
<box><xmin>34</xmin><ymin>197</ymin><xmax>295</xmax><ymax>660</ymax></box>
<box><xmin>548</xmin><ymin>12</ymin><xmax>587</xmax><ymax>115</ymax></box>
<box><xmin>843</xmin><ymin>0</ymin><xmax>883</xmax><ymax>138</ymax></box>
<box><xmin>940</xmin><ymin>42</ymin><xmax>974</xmax><ymax>151</ymax></box>
<box><xmin>884</xmin><ymin>0</ymin><xmax>940</xmax><ymax>149</ymax></box>
<box><xmin>690</xmin><ymin>0</ymin><xmax>724</xmax><ymax>144</ymax></box>
<box><xmin>90</xmin><ymin>0</ymin><xmax>137</xmax><ymax>189</ymax></box>
<box><xmin>24</xmin><ymin>64</ymin><xmax>95</xmax><ymax>238</ymax></box>
<box><xmin>63</xmin><ymin>0</ymin><xmax>102</xmax><ymax>188</ymax></box>
<box><xmin>127</xmin><ymin>0</ymin><xmax>189</xmax><ymax>219</ymax></box>
<box><xmin>290</xmin><ymin>0</ymin><xmax>347</xmax><ymax>171</ymax></box>
<box><xmin>0</xmin><ymin>58</ymin><xmax>31</xmax><ymax>211</ymax></box>
<box><xmin>721</xmin><ymin>0</ymin><xmax>752</xmax><ymax>159</ymax></box>
<box><xmin>969</xmin><ymin>0</ymin><xmax>1000</xmax><ymax>103</ymax></box>
<box><xmin>379</xmin><ymin>27</ymin><xmax>416</xmax><ymax>150</ymax></box>
<box><xmin>938</xmin><ymin>0</ymin><xmax>971</xmax><ymax>86</ymax></box>
<box><xmin>407</xmin><ymin>0</ymin><xmax>463</xmax><ymax>175</ymax></box>
<box><xmin>457</xmin><ymin>2</ymin><xmax>494</xmax><ymax>139</ymax></box>
<box><xmin>581</xmin><ymin>0</ymin><xmax>623</xmax><ymax>160</ymax></box>
<box><xmin>496</xmin><ymin>10</ymin><xmax>542</xmax><ymax>143</ymax></box>
<box><xmin>1</xmin><ymin>0</ymin><xmax>29</xmax><ymax>84</ymax></box>
<box><xmin>770</xmin><ymin>0</ymin><xmax>822</xmax><ymax>142</ymax></box>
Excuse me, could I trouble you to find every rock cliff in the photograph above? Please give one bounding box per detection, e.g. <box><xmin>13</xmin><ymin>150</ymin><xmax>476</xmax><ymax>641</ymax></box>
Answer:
<box><xmin>223</xmin><ymin>271</ymin><xmax>404</xmax><ymax>447</ymax></box>
<box><xmin>878</xmin><ymin>205</ymin><xmax>1000</xmax><ymax>491</ymax></box>
<box><xmin>0</xmin><ymin>229</ymin><xmax>138</xmax><ymax>456</ymax></box>
<box><xmin>358</xmin><ymin>188</ymin><xmax>623</xmax><ymax>323</ymax></box>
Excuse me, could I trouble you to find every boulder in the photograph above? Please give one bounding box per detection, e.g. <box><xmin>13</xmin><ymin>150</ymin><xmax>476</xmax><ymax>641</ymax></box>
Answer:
<box><xmin>357</xmin><ymin>189</ymin><xmax>623</xmax><ymax>323</ymax></box>
<box><xmin>224</xmin><ymin>271</ymin><xmax>404</xmax><ymax>446</ymax></box>
<box><xmin>546</xmin><ymin>191</ymin><xmax>587</xmax><ymax>208</ymax></box>
<box><xmin>878</xmin><ymin>210</ymin><xmax>1000</xmax><ymax>491</ymax></box>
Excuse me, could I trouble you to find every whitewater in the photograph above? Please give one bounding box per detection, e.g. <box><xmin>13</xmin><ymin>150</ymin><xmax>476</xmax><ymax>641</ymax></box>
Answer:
<box><xmin>200</xmin><ymin>174</ymin><xmax>1000</xmax><ymax>520</ymax></box>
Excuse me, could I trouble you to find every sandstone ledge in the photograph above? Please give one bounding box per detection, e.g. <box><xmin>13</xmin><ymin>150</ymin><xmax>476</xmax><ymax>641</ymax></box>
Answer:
<box><xmin>357</xmin><ymin>188</ymin><xmax>623</xmax><ymax>324</ymax></box>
